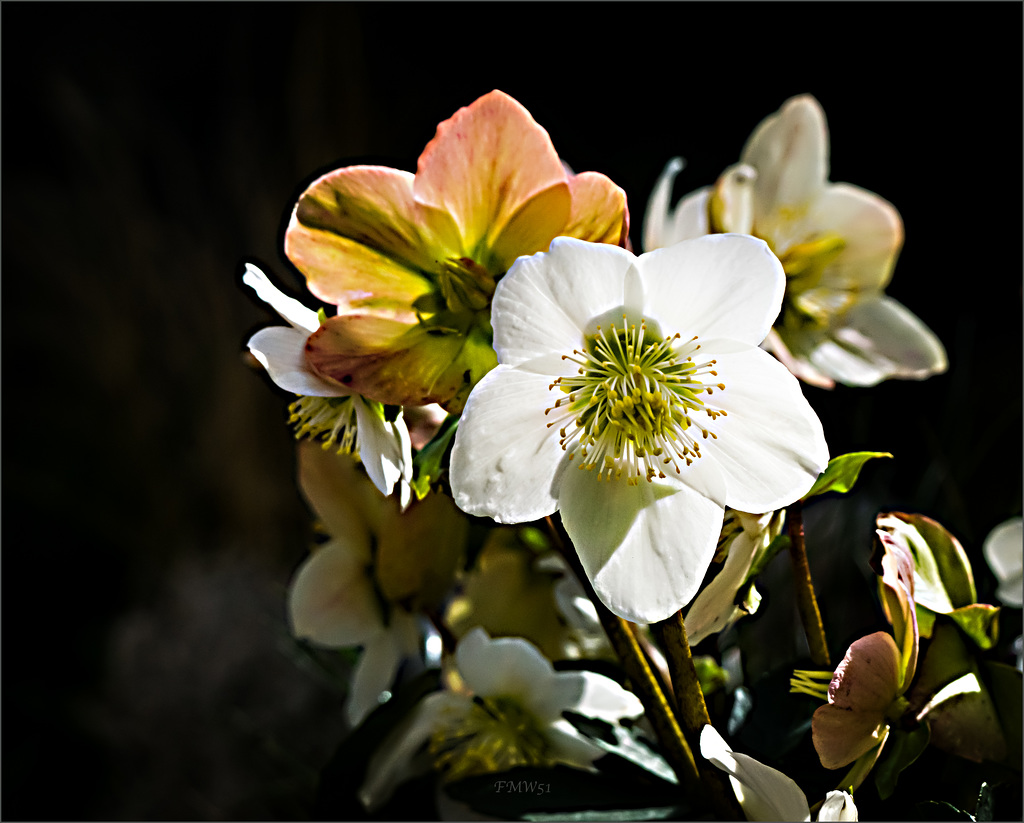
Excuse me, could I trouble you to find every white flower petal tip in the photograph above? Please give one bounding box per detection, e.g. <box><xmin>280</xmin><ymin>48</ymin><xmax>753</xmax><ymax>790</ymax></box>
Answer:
<box><xmin>452</xmin><ymin>234</ymin><xmax>828</xmax><ymax>623</ymax></box>
<box><xmin>242</xmin><ymin>262</ymin><xmax>321</xmax><ymax>333</ymax></box>
<box><xmin>700</xmin><ymin>725</ymin><xmax>812</xmax><ymax>822</ymax></box>
<box><xmin>246</xmin><ymin>326</ymin><xmax>342</xmax><ymax>396</ymax></box>
<box><xmin>984</xmin><ymin>517</ymin><xmax>1024</xmax><ymax>608</ymax></box>
<box><xmin>817</xmin><ymin>791</ymin><xmax>858</xmax><ymax>821</ymax></box>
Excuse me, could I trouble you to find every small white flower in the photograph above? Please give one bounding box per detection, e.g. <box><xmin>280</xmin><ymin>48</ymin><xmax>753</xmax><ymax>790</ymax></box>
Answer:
<box><xmin>644</xmin><ymin>96</ymin><xmax>947</xmax><ymax>389</ymax></box>
<box><xmin>983</xmin><ymin>517</ymin><xmax>1023</xmax><ymax>608</ymax></box>
<box><xmin>243</xmin><ymin>263</ymin><xmax>412</xmax><ymax>504</ymax></box>
<box><xmin>450</xmin><ymin>236</ymin><xmax>828</xmax><ymax>623</ymax></box>
<box><xmin>817</xmin><ymin>790</ymin><xmax>858</xmax><ymax>821</ymax></box>
<box><xmin>359</xmin><ymin>628</ymin><xmax>644</xmax><ymax>810</ymax></box>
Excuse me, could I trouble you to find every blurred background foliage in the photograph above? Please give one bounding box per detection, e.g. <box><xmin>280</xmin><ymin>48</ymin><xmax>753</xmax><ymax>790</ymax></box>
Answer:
<box><xmin>3</xmin><ymin>2</ymin><xmax>1020</xmax><ymax>819</ymax></box>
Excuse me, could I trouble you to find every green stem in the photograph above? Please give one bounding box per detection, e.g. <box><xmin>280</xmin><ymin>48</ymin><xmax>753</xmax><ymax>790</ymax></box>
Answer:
<box><xmin>787</xmin><ymin>500</ymin><xmax>831</xmax><ymax>668</ymax></box>
<box><xmin>653</xmin><ymin>611</ymin><xmax>745</xmax><ymax>821</ymax></box>
<box><xmin>545</xmin><ymin>517</ymin><xmax>702</xmax><ymax>793</ymax></box>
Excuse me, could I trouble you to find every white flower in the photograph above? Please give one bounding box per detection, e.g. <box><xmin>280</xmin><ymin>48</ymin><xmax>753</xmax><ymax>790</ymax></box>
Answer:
<box><xmin>983</xmin><ymin>517</ymin><xmax>1023</xmax><ymax>608</ymax></box>
<box><xmin>818</xmin><ymin>790</ymin><xmax>858</xmax><ymax>821</ymax></box>
<box><xmin>243</xmin><ymin>262</ymin><xmax>412</xmax><ymax>504</ymax></box>
<box><xmin>359</xmin><ymin>628</ymin><xmax>644</xmax><ymax>810</ymax></box>
<box><xmin>450</xmin><ymin>235</ymin><xmax>828</xmax><ymax>623</ymax></box>
<box><xmin>644</xmin><ymin>95</ymin><xmax>947</xmax><ymax>389</ymax></box>
<box><xmin>286</xmin><ymin>442</ymin><xmax>422</xmax><ymax>727</ymax></box>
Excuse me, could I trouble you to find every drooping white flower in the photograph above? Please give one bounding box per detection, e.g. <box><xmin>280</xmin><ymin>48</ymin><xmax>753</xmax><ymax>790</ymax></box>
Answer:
<box><xmin>450</xmin><ymin>235</ymin><xmax>828</xmax><ymax>623</ymax></box>
<box><xmin>817</xmin><ymin>790</ymin><xmax>859</xmax><ymax>821</ymax></box>
<box><xmin>359</xmin><ymin>627</ymin><xmax>644</xmax><ymax>810</ymax></box>
<box><xmin>644</xmin><ymin>96</ymin><xmax>947</xmax><ymax>389</ymax></box>
<box><xmin>243</xmin><ymin>263</ymin><xmax>412</xmax><ymax>504</ymax></box>
<box><xmin>983</xmin><ymin>517</ymin><xmax>1023</xmax><ymax>608</ymax></box>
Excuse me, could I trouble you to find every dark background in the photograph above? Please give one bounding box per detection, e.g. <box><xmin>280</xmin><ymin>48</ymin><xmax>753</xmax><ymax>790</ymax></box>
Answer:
<box><xmin>3</xmin><ymin>2</ymin><xmax>1021</xmax><ymax>820</ymax></box>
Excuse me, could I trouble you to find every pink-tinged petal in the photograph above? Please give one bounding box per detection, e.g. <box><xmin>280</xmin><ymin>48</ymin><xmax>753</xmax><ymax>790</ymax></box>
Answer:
<box><xmin>456</xmin><ymin>628</ymin><xmax>556</xmax><ymax>703</ymax></box>
<box><xmin>829</xmin><ymin>632</ymin><xmax>902</xmax><ymax>712</ymax></box>
<box><xmin>304</xmin><ymin>313</ymin><xmax>496</xmax><ymax>411</ymax></box>
<box><xmin>741</xmin><ymin>95</ymin><xmax>829</xmax><ymax>220</ymax></box>
<box><xmin>701</xmin><ymin>343</ymin><xmax>829</xmax><ymax>513</ymax></box>
<box><xmin>638</xmin><ymin>234</ymin><xmax>785</xmax><ymax>347</ymax></box>
<box><xmin>247</xmin><ymin>326</ymin><xmax>345</xmax><ymax>396</ymax></box>
<box><xmin>449</xmin><ymin>366</ymin><xmax>564</xmax><ymax>523</ymax></box>
<box><xmin>811</xmin><ymin>704</ymin><xmax>889</xmax><ymax>770</ymax></box>
<box><xmin>803</xmin><ymin>183</ymin><xmax>902</xmax><ymax>291</ymax></box>
<box><xmin>560</xmin><ymin>466</ymin><xmax>726</xmax><ymax>623</ymax></box>
<box><xmin>876</xmin><ymin>530</ymin><xmax>919</xmax><ymax>688</ymax></box>
<box><xmin>487</xmin><ymin>183</ymin><xmax>573</xmax><ymax>274</ymax></box>
<box><xmin>491</xmin><ymin>237</ymin><xmax>635</xmax><ymax>367</ymax></box>
<box><xmin>563</xmin><ymin>171</ymin><xmax>630</xmax><ymax>246</ymax></box>
<box><xmin>287</xmin><ymin>541</ymin><xmax>384</xmax><ymax>648</ymax></box>
<box><xmin>806</xmin><ymin>296</ymin><xmax>948</xmax><ymax>387</ymax></box>
<box><xmin>700</xmin><ymin>725</ymin><xmax>812</xmax><ymax>822</ymax></box>
<box><xmin>414</xmin><ymin>90</ymin><xmax>570</xmax><ymax>264</ymax></box>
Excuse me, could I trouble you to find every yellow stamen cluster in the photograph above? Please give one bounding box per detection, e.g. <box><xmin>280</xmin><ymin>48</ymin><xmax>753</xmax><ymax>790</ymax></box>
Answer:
<box><xmin>544</xmin><ymin>317</ymin><xmax>726</xmax><ymax>485</ymax></box>
<box><xmin>429</xmin><ymin>696</ymin><xmax>553</xmax><ymax>784</ymax></box>
<box><xmin>790</xmin><ymin>668</ymin><xmax>835</xmax><ymax>701</ymax></box>
<box><xmin>288</xmin><ymin>395</ymin><xmax>359</xmax><ymax>455</ymax></box>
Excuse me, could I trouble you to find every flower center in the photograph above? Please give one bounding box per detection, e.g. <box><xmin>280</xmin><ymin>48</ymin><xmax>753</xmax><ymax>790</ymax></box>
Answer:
<box><xmin>288</xmin><ymin>395</ymin><xmax>359</xmax><ymax>455</ymax></box>
<box><xmin>545</xmin><ymin>316</ymin><xmax>726</xmax><ymax>485</ymax></box>
<box><xmin>429</xmin><ymin>695</ymin><xmax>553</xmax><ymax>784</ymax></box>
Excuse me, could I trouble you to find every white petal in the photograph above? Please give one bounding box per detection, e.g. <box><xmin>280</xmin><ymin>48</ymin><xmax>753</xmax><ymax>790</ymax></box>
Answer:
<box><xmin>666</xmin><ymin>187</ymin><xmax>713</xmax><ymax>245</ymax></box>
<box><xmin>287</xmin><ymin>541</ymin><xmax>383</xmax><ymax>647</ymax></box>
<box><xmin>643</xmin><ymin>157</ymin><xmax>686</xmax><ymax>252</ymax></box>
<box><xmin>352</xmin><ymin>397</ymin><xmax>410</xmax><ymax>499</ymax></box>
<box><xmin>711</xmin><ymin>164</ymin><xmax>758</xmax><ymax>235</ymax></box>
<box><xmin>358</xmin><ymin>690</ymin><xmax>470</xmax><ymax>811</ymax></box>
<box><xmin>491</xmin><ymin>237</ymin><xmax>635</xmax><ymax>367</ymax></box>
<box><xmin>455</xmin><ymin>628</ymin><xmax>557</xmax><ymax>704</ymax></box>
<box><xmin>544</xmin><ymin>718</ymin><xmax>606</xmax><ymax>767</ymax></box>
<box><xmin>805</xmin><ymin>296</ymin><xmax>948</xmax><ymax>386</ymax></box>
<box><xmin>984</xmin><ymin>517</ymin><xmax>1024</xmax><ymax>608</ymax></box>
<box><xmin>762</xmin><ymin>328</ymin><xmax>836</xmax><ymax>389</ymax></box>
<box><xmin>818</xmin><ymin>790</ymin><xmax>858</xmax><ymax>821</ymax></box>
<box><xmin>700</xmin><ymin>725</ymin><xmax>812</xmax><ymax>823</ymax></box>
<box><xmin>705</xmin><ymin>343</ymin><xmax>829</xmax><ymax>513</ymax></box>
<box><xmin>560</xmin><ymin>467</ymin><xmax>726</xmax><ymax>623</ymax></box>
<box><xmin>449</xmin><ymin>366</ymin><xmax>564</xmax><ymax>523</ymax></box>
<box><xmin>638</xmin><ymin>234</ymin><xmax>785</xmax><ymax>347</ymax></box>
<box><xmin>571</xmin><ymin>670</ymin><xmax>645</xmax><ymax>722</ymax></box>
<box><xmin>741</xmin><ymin>95</ymin><xmax>828</xmax><ymax>220</ymax></box>
<box><xmin>247</xmin><ymin>326</ymin><xmax>344</xmax><ymax>396</ymax></box>
<box><xmin>803</xmin><ymin>183</ymin><xmax>902</xmax><ymax>291</ymax></box>
<box><xmin>243</xmin><ymin>262</ymin><xmax>320</xmax><ymax>333</ymax></box>
<box><xmin>685</xmin><ymin>520</ymin><xmax>762</xmax><ymax>645</ymax></box>
<box><xmin>347</xmin><ymin>627</ymin><xmax>403</xmax><ymax>727</ymax></box>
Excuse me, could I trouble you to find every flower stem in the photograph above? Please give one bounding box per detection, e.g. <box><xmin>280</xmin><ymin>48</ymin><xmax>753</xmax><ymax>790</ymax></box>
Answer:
<box><xmin>653</xmin><ymin>611</ymin><xmax>745</xmax><ymax>821</ymax></box>
<box><xmin>787</xmin><ymin>500</ymin><xmax>831</xmax><ymax>668</ymax></box>
<box><xmin>545</xmin><ymin>516</ymin><xmax>702</xmax><ymax>794</ymax></box>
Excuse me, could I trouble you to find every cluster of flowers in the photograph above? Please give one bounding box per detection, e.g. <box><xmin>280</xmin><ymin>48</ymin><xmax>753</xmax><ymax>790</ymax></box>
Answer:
<box><xmin>242</xmin><ymin>91</ymin><xmax>1020</xmax><ymax>820</ymax></box>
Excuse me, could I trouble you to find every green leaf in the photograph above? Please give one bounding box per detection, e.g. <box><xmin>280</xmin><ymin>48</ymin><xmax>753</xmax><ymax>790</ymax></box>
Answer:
<box><xmin>946</xmin><ymin>604</ymin><xmax>1000</xmax><ymax>650</ymax></box>
<box><xmin>801</xmin><ymin>451</ymin><xmax>892</xmax><ymax>501</ymax></box>
<box><xmin>410</xmin><ymin>414</ymin><xmax>459</xmax><ymax>499</ymax></box>
<box><xmin>981</xmin><ymin>661</ymin><xmax>1022</xmax><ymax>769</ymax></box>
<box><xmin>744</xmin><ymin>533</ymin><xmax>790</xmax><ymax>582</ymax></box>
<box><xmin>873</xmin><ymin>722</ymin><xmax>930</xmax><ymax>800</ymax></box>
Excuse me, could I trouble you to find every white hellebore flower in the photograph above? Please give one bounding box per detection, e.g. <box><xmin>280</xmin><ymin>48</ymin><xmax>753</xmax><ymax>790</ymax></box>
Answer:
<box><xmin>700</xmin><ymin>725</ymin><xmax>858</xmax><ymax>822</ymax></box>
<box><xmin>983</xmin><ymin>516</ymin><xmax>1023</xmax><ymax>608</ymax></box>
<box><xmin>287</xmin><ymin>442</ymin><xmax>421</xmax><ymax>728</ymax></box>
<box><xmin>450</xmin><ymin>235</ymin><xmax>828</xmax><ymax>623</ymax></box>
<box><xmin>243</xmin><ymin>263</ymin><xmax>412</xmax><ymax>505</ymax></box>
<box><xmin>359</xmin><ymin>628</ymin><xmax>644</xmax><ymax>810</ymax></box>
<box><xmin>644</xmin><ymin>95</ymin><xmax>947</xmax><ymax>389</ymax></box>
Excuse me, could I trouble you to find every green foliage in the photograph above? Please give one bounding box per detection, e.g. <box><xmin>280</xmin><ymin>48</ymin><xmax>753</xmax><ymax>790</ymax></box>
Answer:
<box><xmin>874</xmin><ymin>723</ymin><xmax>930</xmax><ymax>800</ymax></box>
<box><xmin>802</xmin><ymin>451</ymin><xmax>892</xmax><ymax>501</ymax></box>
<box><xmin>411</xmin><ymin>414</ymin><xmax>459</xmax><ymax>499</ymax></box>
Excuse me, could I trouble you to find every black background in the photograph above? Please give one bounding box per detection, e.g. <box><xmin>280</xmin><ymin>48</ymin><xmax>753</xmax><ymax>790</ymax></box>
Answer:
<box><xmin>3</xmin><ymin>2</ymin><xmax>1022</xmax><ymax>819</ymax></box>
